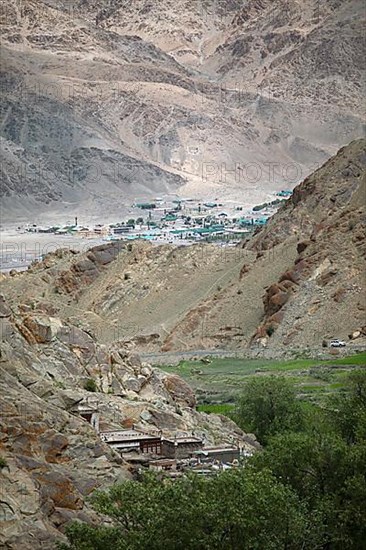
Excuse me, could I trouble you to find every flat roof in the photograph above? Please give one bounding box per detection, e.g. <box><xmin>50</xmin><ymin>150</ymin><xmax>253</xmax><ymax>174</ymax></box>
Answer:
<box><xmin>163</xmin><ymin>437</ymin><xmax>203</xmax><ymax>445</ymax></box>
<box><xmin>193</xmin><ymin>446</ymin><xmax>239</xmax><ymax>454</ymax></box>
<box><xmin>149</xmin><ymin>459</ymin><xmax>176</xmax><ymax>466</ymax></box>
<box><xmin>109</xmin><ymin>441</ymin><xmax>140</xmax><ymax>449</ymax></box>
<box><xmin>100</xmin><ymin>430</ymin><xmax>159</xmax><ymax>443</ymax></box>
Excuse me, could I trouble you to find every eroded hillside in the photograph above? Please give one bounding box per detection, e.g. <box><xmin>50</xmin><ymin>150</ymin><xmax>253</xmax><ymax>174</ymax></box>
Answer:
<box><xmin>1</xmin><ymin>139</ymin><xmax>365</xmax><ymax>546</ymax></box>
<box><xmin>2</xmin><ymin>140</ymin><xmax>365</xmax><ymax>353</ymax></box>
<box><xmin>1</xmin><ymin>0</ymin><xmax>364</xmax><ymax>220</ymax></box>
<box><xmin>163</xmin><ymin>139</ymin><xmax>366</xmax><ymax>350</ymax></box>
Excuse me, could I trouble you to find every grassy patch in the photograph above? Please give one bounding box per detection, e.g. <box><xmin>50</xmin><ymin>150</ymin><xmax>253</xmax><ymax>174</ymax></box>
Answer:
<box><xmin>159</xmin><ymin>353</ymin><xmax>365</xmax><ymax>409</ymax></box>
<box><xmin>197</xmin><ymin>404</ymin><xmax>235</xmax><ymax>415</ymax></box>
<box><xmin>326</xmin><ymin>352</ymin><xmax>366</xmax><ymax>366</ymax></box>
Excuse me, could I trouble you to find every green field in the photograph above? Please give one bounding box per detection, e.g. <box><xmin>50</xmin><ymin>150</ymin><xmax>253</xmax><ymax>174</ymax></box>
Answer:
<box><xmin>160</xmin><ymin>353</ymin><xmax>366</xmax><ymax>410</ymax></box>
<box><xmin>196</xmin><ymin>403</ymin><xmax>235</xmax><ymax>415</ymax></box>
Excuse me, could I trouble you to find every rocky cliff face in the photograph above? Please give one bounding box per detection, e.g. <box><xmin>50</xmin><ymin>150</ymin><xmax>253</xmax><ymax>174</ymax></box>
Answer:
<box><xmin>247</xmin><ymin>138</ymin><xmax>366</xmax><ymax>347</ymax></box>
<box><xmin>0</xmin><ymin>294</ymin><xmax>252</xmax><ymax>549</ymax></box>
<box><xmin>1</xmin><ymin>0</ymin><xmax>364</xmax><ymax>220</ymax></box>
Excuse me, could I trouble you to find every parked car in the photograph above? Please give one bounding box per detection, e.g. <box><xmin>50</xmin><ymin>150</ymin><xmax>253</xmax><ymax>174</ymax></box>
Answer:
<box><xmin>330</xmin><ymin>339</ymin><xmax>346</xmax><ymax>347</ymax></box>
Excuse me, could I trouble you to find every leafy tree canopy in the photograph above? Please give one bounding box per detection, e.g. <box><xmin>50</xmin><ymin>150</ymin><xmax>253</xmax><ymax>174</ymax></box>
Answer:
<box><xmin>59</xmin><ymin>469</ymin><xmax>308</xmax><ymax>550</ymax></box>
<box><xmin>234</xmin><ymin>376</ymin><xmax>303</xmax><ymax>443</ymax></box>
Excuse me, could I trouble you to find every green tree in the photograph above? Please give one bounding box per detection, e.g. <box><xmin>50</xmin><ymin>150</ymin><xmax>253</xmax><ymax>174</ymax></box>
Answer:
<box><xmin>235</xmin><ymin>376</ymin><xmax>303</xmax><ymax>444</ymax></box>
<box><xmin>250</xmin><ymin>371</ymin><xmax>366</xmax><ymax>550</ymax></box>
<box><xmin>328</xmin><ymin>369</ymin><xmax>366</xmax><ymax>443</ymax></box>
<box><xmin>252</xmin><ymin>430</ymin><xmax>366</xmax><ymax>548</ymax></box>
<box><xmin>253</xmin><ymin>431</ymin><xmax>351</xmax><ymax>501</ymax></box>
<box><xmin>59</xmin><ymin>470</ymin><xmax>308</xmax><ymax>550</ymax></box>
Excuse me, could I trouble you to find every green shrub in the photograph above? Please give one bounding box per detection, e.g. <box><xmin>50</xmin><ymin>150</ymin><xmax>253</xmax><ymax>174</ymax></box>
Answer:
<box><xmin>197</xmin><ymin>403</ymin><xmax>235</xmax><ymax>416</ymax></box>
<box><xmin>0</xmin><ymin>456</ymin><xmax>8</xmax><ymax>470</ymax></box>
<box><xmin>84</xmin><ymin>378</ymin><xmax>98</xmax><ymax>392</ymax></box>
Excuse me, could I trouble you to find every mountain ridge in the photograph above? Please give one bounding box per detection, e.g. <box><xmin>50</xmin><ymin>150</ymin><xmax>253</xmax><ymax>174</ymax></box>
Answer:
<box><xmin>1</xmin><ymin>0</ymin><xmax>364</xmax><ymax>221</ymax></box>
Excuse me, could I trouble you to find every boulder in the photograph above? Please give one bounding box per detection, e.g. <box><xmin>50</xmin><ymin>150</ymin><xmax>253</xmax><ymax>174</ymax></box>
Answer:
<box><xmin>258</xmin><ymin>337</ymin><xmax>268</xmax><ymax>348</ymax></box>
<box><xmin>58</xmin><ymin>390</ymin><xmax>85</xmax><ymax>409</ymax></box>
<box><xmin>317</xmin><ymin>268</ymin><xmax>338</xmax><ymax>287</ymax></box>
<box><xmin>279</xmin><ymin>270</ymin><xmax>299</xmax><ymax>285</ymax></box>
<box><xmin>149</xmin><ymin>409</ymin><xmax>185</xmax><ymax>430</ymax></box>
<box><xmin>141</xmin><ymin>365</ymin><xmax>152</xmax><ymax>378</ymax></box>
<box><xmin>114</xmin><ymin>364</ymin><xmax>133</xmax><ymax>379</ymax></box>
<box><xmin>128</xmin><ymin>353</ymin><xmax>142</xmax><ymax>368</ymax></box>
<box><xmin>0</xmin><ymin>294</ymin><xmax>11</xmax><ymax>318</ymax></box>
<box><xmin>86</xmin><ymin>242</ymin><xmax>123</xmax><ymax>266</ymax></box>
<box><xmin>268</xmin><ymin>311</ymin><xmax>285</xmax><ymax>325</ymax></box>
<box><xmin>57</xmin><ymin>326</ymin><xmax>95</xmax><ymax>364</ymax></box>
<box><xmin>22</xmin><ymin>315</ymin><xmax>63</xmax><ymax>344</ymax></box>
<box><xmin>111</xmin><ymin>377</ymin><xmax>126</xmax><ymax>395</ymax></box>
<box><xmin>72</xmin><ymin>258</ymin><xmax>97</xmax><ymax>277</ymax></box>
<box><xmin>57</xmin><ymin>326</ymin><xmax>93</xmax><ymax>349</ymax></box>
<box><xmin>124</xmin><ymin>377</ymin><xmax>143</xmax><ymax>393</ymax></box>
<box><xmin>33</xmin><ymin>471</ymin><xmax>83</xmax><ymax>510</ymax></box>
<box><xmin>265</xmin><ymin>287</ymin><xmax>290</xmax><ymax>316</ymax></box>
<box><xmin>163</xmin><ymin>374</ymin><xmax>196</xmax><ymax>408</ymax></box>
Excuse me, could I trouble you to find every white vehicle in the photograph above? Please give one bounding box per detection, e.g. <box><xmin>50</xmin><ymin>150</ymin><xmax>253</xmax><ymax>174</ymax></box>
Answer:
<box><xmin>330</xmin><ymin>339</ymin><xmax>346</xmax><ymax>348</ymax></box>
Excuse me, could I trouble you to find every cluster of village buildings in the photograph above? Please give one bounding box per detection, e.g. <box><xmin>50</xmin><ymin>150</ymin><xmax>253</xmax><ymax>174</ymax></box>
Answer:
<box><xmin>75</xmin><ymin>400</ymin><xmax>254</xmax><ymax>477</ymax></box>
<box><xmin>23</xmin><ymin>192</ymin><xmax>292</xmax><ymax>247</ymax></box>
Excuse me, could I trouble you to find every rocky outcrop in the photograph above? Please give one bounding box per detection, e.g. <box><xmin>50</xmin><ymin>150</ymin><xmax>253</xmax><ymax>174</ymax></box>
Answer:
<box><xmin>0</xmin><ymin>294</ymin><xmax>254</xmax><ymax>548</ymax></box>
<box><xmin>21</xmin><ymin>315</ymin><xmax>63</xmax><ymax>344</ymax></box>
<box><xmin>163</xmin><ymin>374</ymin><xmax>196</xmax><ymax>408</ymax></box>
<box><xmin>55</xmin><ymin>242</ymin><xmax>126</xmax><ymax>295</ymax></box>
<box><xmin>263</xmin><ymin>282</ymin><xmax>295</xmax><ymax>317</ymax></box>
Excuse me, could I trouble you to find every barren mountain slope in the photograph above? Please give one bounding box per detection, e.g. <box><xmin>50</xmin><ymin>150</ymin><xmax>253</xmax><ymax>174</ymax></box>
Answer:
<box><xmin>163</xmin><ymin>138</ymin><xmax>366</xmax><ymax>350</ymax></box>
<box><xmin>248</xmin><ymin>138</ymin><xmax>366</xmax><ymax>348</ymax></box>
<box><xmin>1</xmin><ymin>0</ymin><xmax>365</xmax><ymax>221</ymax></box>
<box><xmin>0</xmin><ymin>241</ymin><xmax>251</xmax><ymax>347</ymax></box>
<box><xmin>2</xmin><ymin>140</ymin><xmax>365</xmax><ymax>353</ymax></box>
